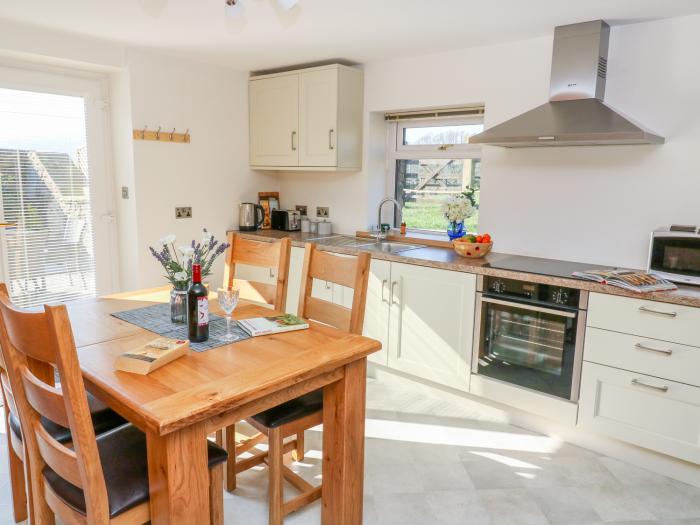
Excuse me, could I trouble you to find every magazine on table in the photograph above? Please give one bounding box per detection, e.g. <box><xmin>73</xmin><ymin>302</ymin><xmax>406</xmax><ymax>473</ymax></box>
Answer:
<box><xmin>238</xmin><ymin>314</ymin><xmax>309</xmax><ymax>337</ymax></box>
<box><xmin>571</xmin><ymin>269</ymin><xmax>677</xmax><ymax>293</ymax></box>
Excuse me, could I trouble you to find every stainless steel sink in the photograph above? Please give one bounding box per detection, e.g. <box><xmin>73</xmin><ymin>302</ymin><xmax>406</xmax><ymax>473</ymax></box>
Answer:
<box><xmin>360</xmin><ymin>241</ymin><xmax>425</xmax><ymax>255</ymax></box>
<box><xmin>304</xmin><ymin>234</ymin><xmax>424</xmax><ymax>254</ymax></box>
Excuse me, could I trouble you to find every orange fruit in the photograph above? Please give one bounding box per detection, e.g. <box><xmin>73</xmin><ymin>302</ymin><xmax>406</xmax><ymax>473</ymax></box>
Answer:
<box><xmin>476</xmin><ymin>235</ymin><xmax>483</xmax><ymax>243</ymax></box>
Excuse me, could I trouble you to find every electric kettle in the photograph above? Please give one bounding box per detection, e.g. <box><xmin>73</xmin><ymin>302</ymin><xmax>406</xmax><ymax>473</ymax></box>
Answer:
<box><xmin>239</xmin><ymin>202</ymin><xmax>265</xmax><ymax>231</ymax></box>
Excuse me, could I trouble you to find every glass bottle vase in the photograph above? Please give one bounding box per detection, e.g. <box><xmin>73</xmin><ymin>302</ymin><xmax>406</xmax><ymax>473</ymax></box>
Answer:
<box><xmin>447</xmin><ymin>220</ymin><xmax>466</xmax><ymax>240</ymax></box>
<box><xmin>170</xmin><ymin>287</ymin><xmax>188</xmax><ymax>324</ymax></box>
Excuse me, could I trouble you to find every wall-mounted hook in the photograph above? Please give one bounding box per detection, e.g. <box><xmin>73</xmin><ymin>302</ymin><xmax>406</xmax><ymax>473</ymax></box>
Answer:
<box><xmin>156</xmin><ymin>126</ymin><xmax>161</xmax><ymax>140</ymax></box>
<box><xmin>184</xmin><ymin>129</ymin><xmax>190</xmax><ymax>142</ymax></box>
<box><xmin>169</xmin><ymin>128</ymin><xmax>176</xmax><ymax>141</ymax></box>
<box><xmin>142</xmin><ymin>125</ymin><xmax>147</xmax><ymax>139</ymax></box>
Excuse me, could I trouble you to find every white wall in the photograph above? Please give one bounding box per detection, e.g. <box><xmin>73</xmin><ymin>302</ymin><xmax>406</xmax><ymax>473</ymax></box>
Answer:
<box><xmin>277</xmin><ymin>14</ymin><xmax>700</xmax><ymax>269</ymax></box>
<box><xmin>125</xmin><ymin>49</ymin><xmax>279</xmax><ymax>289</ymax></box>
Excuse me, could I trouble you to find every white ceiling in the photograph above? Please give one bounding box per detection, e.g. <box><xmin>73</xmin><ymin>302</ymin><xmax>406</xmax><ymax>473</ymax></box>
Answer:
<box><xmin>1</xmin><ymin>0</ymin><xmax>700</xmax><ymax>70</ymax></box>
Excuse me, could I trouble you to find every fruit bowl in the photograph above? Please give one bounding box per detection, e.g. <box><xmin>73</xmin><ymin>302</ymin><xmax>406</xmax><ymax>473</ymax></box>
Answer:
<box><xmin>453</xmin><ymin>240</ymin><xmax>493</xmax><ymax>258</ymax></box>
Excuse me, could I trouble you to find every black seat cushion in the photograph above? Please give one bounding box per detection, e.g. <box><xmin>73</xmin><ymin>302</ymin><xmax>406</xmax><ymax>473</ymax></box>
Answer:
<box><xmin>42</xmin><ymin>423</ymin><xmax>228</xmax><ymax>518</ymax></box>
<box><xmin>8</xmin><ymin>392</ymin><xmax>126</xmax><ymax>445</ymax></box>
<box><xmin>251</xmin><ymin>389</ymin><xmax>323</xmax><ymax>429</ymax></box>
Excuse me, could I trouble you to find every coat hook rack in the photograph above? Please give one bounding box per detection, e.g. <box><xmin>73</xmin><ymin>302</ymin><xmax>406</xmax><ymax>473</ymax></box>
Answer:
<box><xmin>133</xmin><ymin>125</ymin><xmax>191</xmax><ymax>143</ymax></box>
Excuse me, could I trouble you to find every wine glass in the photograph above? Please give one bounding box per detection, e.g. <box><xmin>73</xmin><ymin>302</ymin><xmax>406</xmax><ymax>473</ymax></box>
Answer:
<box><xmin>217</xmin><ymin>287</ymin><xmax>240</xmax><ymax>341</ymax></box>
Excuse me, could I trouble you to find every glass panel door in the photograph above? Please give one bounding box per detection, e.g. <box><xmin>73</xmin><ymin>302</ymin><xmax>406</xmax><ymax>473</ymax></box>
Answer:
<box><xmin>477</xmin><ymin>301</ymin><xmax>577</xmax><ymax>399</ymax></box>
<box><xmin>0</xmin><ymin>69</ymin><xmax>115</xmax><ymax>308</ymax></box>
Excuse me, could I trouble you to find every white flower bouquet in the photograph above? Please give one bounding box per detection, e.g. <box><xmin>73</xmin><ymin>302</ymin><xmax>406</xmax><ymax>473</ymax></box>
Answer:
<box><xmin>443</xmin><ymin>194</ymin><xmax>474</xmax><ymax>223</ymax></box>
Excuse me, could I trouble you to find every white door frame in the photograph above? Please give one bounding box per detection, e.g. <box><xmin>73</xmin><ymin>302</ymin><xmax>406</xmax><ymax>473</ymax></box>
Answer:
<box><xmin>0</xmin><ymin>63</ymin><xmax>120</xmax><ymax>295</ymax></box>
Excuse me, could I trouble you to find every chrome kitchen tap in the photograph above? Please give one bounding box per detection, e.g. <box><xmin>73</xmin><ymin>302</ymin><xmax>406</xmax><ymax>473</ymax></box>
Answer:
<box><xmin>375</xmin><ymin>197</ymin><xmax>403</xmax><ymax>241</ymax></box>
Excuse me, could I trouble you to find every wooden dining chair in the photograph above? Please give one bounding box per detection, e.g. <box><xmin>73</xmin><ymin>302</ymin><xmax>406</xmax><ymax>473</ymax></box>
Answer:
<box><xmin>219</xmin><ymin>233</ymin><xmax>292</xmax><ymax>491</ymax></box>
<box><xmin>233</xmin><ymin>243</ymin><xmax>370</xmax><ymax>524</ymax></box>
<box><xmin>0</xmin><ymin>283</ymin><xmax>128</xmax><ymax>524</ymax></box>
<box><xmin>222</xmin><ymin>232</ymin><xmax>292</xmax><ymax>310</ymax></box>
<box><xmin>0</xmin><ymin>288</ymin><xmax>228</xmax><ymax>524</ymax></box>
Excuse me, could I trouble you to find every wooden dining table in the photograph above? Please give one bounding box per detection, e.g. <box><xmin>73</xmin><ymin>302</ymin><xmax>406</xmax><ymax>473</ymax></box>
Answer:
<box><xmin>66</xmin><ymin>287</ymin><xmax>381</xmax><ymax>525</ymax></box>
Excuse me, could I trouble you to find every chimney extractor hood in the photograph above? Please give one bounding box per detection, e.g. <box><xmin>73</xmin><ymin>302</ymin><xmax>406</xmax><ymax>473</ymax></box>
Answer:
<box><xmin>469</xmin><ymin>20</ymin><xmax>664</xmax><ymax>147</ymax></box>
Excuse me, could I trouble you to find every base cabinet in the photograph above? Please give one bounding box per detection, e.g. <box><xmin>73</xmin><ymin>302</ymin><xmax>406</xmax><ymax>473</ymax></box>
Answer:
<box><xmin>578</xmin><ymin>361</ymin><xmax>700</xmax><ymax>464</ymax></box>
<box><xmin>387</xmin><ymin>262</ymin><xmax>475</xmax><ymax>391</ymax></box>
<box><xmin>282</xmin><ymin>247</ymin><xmax>476</xmax><ymax>389</ymax></box>
<box><xmin>363</xmin><ymin>259</ymin><xmax>390</xmax><ymax>366</ymax></box>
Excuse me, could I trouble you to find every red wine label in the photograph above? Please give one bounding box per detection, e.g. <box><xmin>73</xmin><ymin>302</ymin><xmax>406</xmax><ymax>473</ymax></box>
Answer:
<box><xmin>197</xmin><ymin>297</ymin><xmax>209</xmax><ymax>327</ymax></box>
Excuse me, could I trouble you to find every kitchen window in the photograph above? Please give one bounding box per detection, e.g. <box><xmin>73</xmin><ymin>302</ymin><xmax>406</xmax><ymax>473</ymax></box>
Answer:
<box><xmin>387</xmin><ymin>110</ymin><xmax>484</xmax><ymax>232</ymax></box>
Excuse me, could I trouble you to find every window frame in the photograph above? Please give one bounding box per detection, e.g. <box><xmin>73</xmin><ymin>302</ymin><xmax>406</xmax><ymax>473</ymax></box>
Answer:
<box><xmin>386</xmin><ymin>116</ymin><xmax>484</xmax><ymax>233</ymax></box>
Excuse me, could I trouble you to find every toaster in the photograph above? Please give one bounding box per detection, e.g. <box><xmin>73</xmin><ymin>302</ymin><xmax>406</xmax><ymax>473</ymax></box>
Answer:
<box><xmin>271</xmin><ymin>210</ymin><xmax>301</xmax><ymax>231</ymax></box>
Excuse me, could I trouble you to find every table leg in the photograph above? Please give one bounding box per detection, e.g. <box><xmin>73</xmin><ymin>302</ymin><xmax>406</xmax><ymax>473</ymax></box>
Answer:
<box><xmin>147</xmin><ymin>423</ymin><xmax>210</xmax><ymax>525</ymax></box>
<box><xmin>321</xmin><ymin>358</ymin><xmax>367</xmax><ymax>525</ymax></box>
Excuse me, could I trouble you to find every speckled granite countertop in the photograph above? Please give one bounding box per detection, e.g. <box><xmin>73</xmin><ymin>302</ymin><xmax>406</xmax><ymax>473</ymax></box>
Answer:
<box><xmin>230</xmin><ymin>230</ymin><xmax>700</xmax><ymax>308</ymax></box>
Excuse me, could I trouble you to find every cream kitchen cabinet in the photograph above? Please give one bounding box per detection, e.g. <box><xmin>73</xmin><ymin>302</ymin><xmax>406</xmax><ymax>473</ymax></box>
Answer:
<box><xmin>249</xmin><ymin>73</ymin><xmax>299</xmax><ymax>167</ymax></box>
<box><xmin>387</xmin><ymin>262</ymin><xmax>475</xmax><ymax>391</ymax></box>
<box><xmin>285</xmin><ymin>246</ymin><xmax>346</xmax><ymax>315</ymax></box>
<box><xmin>362</xmin><ymin>259</ymin><xmax>390</xmax><ymax>366</ymax></box>
<box><xmin>249</xmin><ymin>64</ymin><xmax>363</xmax><ymax>170</ymax></box>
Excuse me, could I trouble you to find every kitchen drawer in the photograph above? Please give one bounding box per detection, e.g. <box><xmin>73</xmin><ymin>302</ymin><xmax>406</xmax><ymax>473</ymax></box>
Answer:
<box><xmin>587</xmin><ymin>293</ymin><xmax>700</xmax><ymax>348</ymax></box>
<box><xmin>578</xmin><ymin>362</ymin><xmax>700</xmax><ymax>464</ymax></box>
<box><xmin>584</xmin><ymin>327</ymin><xmax>700</xmax><ymax>387</ymax></box>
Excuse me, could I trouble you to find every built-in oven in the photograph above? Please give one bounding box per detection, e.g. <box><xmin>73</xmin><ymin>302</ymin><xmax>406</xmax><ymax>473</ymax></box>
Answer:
<box><xmin>472</xmin><ymin>275</ymin><xmax>588</xmax><ymax>402</ymax></box>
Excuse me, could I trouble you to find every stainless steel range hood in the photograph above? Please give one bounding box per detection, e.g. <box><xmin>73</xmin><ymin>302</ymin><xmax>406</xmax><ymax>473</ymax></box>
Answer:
<box><xmin>470</xmin><ymin>20</ymin><xmax>664</xmax><ymax>148</ymax></box>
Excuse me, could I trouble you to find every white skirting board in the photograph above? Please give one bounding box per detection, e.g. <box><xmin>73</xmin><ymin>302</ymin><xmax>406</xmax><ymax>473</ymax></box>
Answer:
<box><xmin>368</xmin><ymin>364</ymin><xmax>700</xmax><ymax>488</ymax></box>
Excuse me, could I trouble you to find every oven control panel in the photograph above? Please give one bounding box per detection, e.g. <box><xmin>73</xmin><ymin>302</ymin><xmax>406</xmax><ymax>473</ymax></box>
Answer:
<box><xmin>484</xmin><ymin>276</ymin><xmax>580</xmax><ymax>308</ymax></box>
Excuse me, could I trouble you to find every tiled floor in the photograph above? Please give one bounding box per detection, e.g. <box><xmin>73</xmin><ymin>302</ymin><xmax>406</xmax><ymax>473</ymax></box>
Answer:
<box><xmin>1</xmin><ymin>370</ymin><xmax>699</xmax><ymax>524</ymax></box>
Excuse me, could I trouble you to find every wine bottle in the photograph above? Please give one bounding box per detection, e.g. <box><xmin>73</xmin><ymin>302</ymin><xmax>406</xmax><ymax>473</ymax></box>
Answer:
<box><xmin>187</xmin><ymin>263</ymin><xmax>209</xmax><ymax>342</ymax></box>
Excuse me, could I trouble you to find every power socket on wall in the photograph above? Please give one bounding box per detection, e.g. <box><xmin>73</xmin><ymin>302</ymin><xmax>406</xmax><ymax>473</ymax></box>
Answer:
<box><xmin>316</xmin><ymin>206</ymin><xmax>329</xmax><ymax>218</ymax></box>
<box><xmin>295</xmin><ymin>205</ymin><xmax>308</xmax><ymax>216</ymax></box>
<box><xmin>175</xmin><ymin>207</ymin><xmax>192</xmax><ymax>219</ymax></box>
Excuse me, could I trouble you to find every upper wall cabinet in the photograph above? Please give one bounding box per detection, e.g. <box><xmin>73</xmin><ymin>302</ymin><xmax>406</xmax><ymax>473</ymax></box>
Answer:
<box><xmin>249</xmin><ymin>64</ymin><xmax>364</xmax><ymax>171</ymax></box>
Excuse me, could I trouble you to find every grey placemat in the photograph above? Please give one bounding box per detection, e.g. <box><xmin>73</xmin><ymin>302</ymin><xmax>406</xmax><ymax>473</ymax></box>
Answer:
<box><xmin>111</xmin><ymin>302</ymin><xmax>250</xmax><ymax>352</ymax></box>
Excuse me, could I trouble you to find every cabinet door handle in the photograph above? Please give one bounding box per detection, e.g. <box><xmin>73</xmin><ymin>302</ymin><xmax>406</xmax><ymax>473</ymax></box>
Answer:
<box><xmin>631</xmin><ymin>378</ymin><xmax>669</xmax><ymax>393</ymax></box>
<box><xmin>269</xmin><ymin>268</ymin><xmax>275</xmax><ymax>279</ymax></box>
<box><xmin>329</xmin><ymin>129</ymin><xmax>335</xmax><ymax>150</ymax></box>
<box><xmin>638</xmin><ymin>305</ymin><xmax>677</xmax><ymax>318</ymax></box>
<box><xmin>291</xmin><ymin>131</ymin><xmax>297</xmax><ymax>151</ymax></box>
<box><xmin>325</xmin><ymin>281</ymin><xmax>331</xmax><ymax>290</ymax></box>
<box><xmin>390</xmin><ymin>281</ymin><xmax>398</xmax><ymax>306</ymax></box>
<box><xmin>380</xmin><ymin>279</ymin><xmax>388</xmax><ymax>304</ymax></box>
<box><xmin>634</xmin><ymin>342</ymin><xmax>673</xmax><ymax>356</ymax></box>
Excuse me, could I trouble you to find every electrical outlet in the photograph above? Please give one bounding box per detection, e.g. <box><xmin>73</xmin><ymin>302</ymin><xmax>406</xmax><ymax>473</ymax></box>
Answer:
<box><xmin>121</xmin><ymin>186</ymin><xmax>129</xmax><ymax>199</ymax></box>
<box><xmin>316</xmin><ymin>206</ymin><xmax>329</xmax><ymax>218</ymax></box>
<box><xmin>175</xmin><ymin>206</ymin><xmax>192</xmax><ymax>219</ymax></box>
<box><xmin>295</xmin><ymin>205</ymin><xmax>308</xmax><ymax>216</ymax></box>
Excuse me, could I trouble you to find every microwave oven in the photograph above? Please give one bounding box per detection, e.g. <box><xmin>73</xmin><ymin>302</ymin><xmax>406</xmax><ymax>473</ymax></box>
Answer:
<box><xmin>648</xmin><ymin>227</ymin><xmax>700</xmax><ymax>286</ymax></box>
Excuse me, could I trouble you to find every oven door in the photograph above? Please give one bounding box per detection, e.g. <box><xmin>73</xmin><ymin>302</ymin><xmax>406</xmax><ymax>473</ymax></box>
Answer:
<box><xmin>473</xmin><ymin>295</ymin><xmax>584</xmax><ymax>401</ymax></box>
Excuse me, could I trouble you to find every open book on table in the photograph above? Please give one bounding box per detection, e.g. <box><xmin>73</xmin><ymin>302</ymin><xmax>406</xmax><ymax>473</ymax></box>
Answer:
<box><xmin>238</xmin><ymin>314</ymin><xmax>309</xmax><ymax>337</ymax></box>
<box><xmin>571</xmin><ymin>269</ymin><xmax>677</xmax><ymax>293</ymax></box>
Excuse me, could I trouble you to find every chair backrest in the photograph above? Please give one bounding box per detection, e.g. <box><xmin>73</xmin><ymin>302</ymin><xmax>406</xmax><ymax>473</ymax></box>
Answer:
<box><xmin>223</xmin><ymin>233</ymin><xmax>292</xmax><ymax>311</ymax></box>
<box><xmin>297</xmin><ymin>243</ymin><xmax>371</xmax><ymax>334</ymax></box>
<box><xmin>0</xmin><ymin>284</ymin><xmax>110</xmax><ymax>522</ymax></box>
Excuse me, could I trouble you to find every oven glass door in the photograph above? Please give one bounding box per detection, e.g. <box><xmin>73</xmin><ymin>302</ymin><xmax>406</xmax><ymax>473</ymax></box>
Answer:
<box><xmin>650</xmin><ymin>236</ymin><xmax>700</xmax><ymax>279</ymax></box>
<box><xmin>477</xmin><ymin>297</ymin><xmax>577</xmax><ymax>399</ymax></box>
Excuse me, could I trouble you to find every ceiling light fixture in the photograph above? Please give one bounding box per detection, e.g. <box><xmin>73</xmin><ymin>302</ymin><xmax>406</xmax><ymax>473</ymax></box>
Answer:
<box><xmin>224</xmin><ymin>0</ymin><xmax>298</xmax><ymax>17</ymax></box>
<box><xmin>224</xmin><ymin>0</ymin><xmax>243</xmax><ymax>18</ymax></box>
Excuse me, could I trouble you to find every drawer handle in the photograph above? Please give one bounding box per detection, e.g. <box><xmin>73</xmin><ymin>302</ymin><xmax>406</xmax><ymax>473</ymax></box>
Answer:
<box><xmin>638</xmin><ymin>305</ymin><xmax>677</xmax><ymax>318</ymax></box>
<box><xmin>634</xmin><ymin>342</ymin><xmax>673</xmax><ymax>356</ymax></box>
<box><xmin>631</xmin><ymin>378</ymin><xmax>669</xmax><ymax>393</ymax></box>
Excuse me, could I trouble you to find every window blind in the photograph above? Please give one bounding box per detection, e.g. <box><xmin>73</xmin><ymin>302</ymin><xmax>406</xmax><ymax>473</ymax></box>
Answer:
<box><xmin>0</xmin><ymin>88</ymin><xmax>97</xmax><ymax>308</ymax></box>
<box><xmin>385</xmin><ymin>106</ymin><xmax>485</xmax><ymax>121</ymax></box>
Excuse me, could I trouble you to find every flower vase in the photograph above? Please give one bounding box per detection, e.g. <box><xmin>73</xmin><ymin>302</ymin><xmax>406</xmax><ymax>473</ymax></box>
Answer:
<box><xmin>447</xmin><ymin>221</ymin><xmax>466</xmax><ymax>240</ymax></box>
<box><xmin>170</xmin><ymin>287</ymin><xmax>188</xmax><ymax>324</ymax></box>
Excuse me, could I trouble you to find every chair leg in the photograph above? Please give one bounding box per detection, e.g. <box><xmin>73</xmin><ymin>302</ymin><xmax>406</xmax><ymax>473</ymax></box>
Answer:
<box><xmin>7</xmin><ymin>437</ymin><xmax>27</xmax><ymax>523</ymax></box>
<box><xmin>292</xmin><ymin>431</ymin><xmax>304</xmax><ymax>462</ymax></box>
<box><xmin>224</xmin><ymin>424</ymin><xmax>237</xmax><ymax>492</ymax></box>
<box><xmin>268</xmin><ymin>427</ymin><xmax>284</xmax><ymax>525</ymax></box>
<box><xmin>209</xmin><ymin>463</ymin><xmax>224</xmax><ymax>525</ymax></box>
